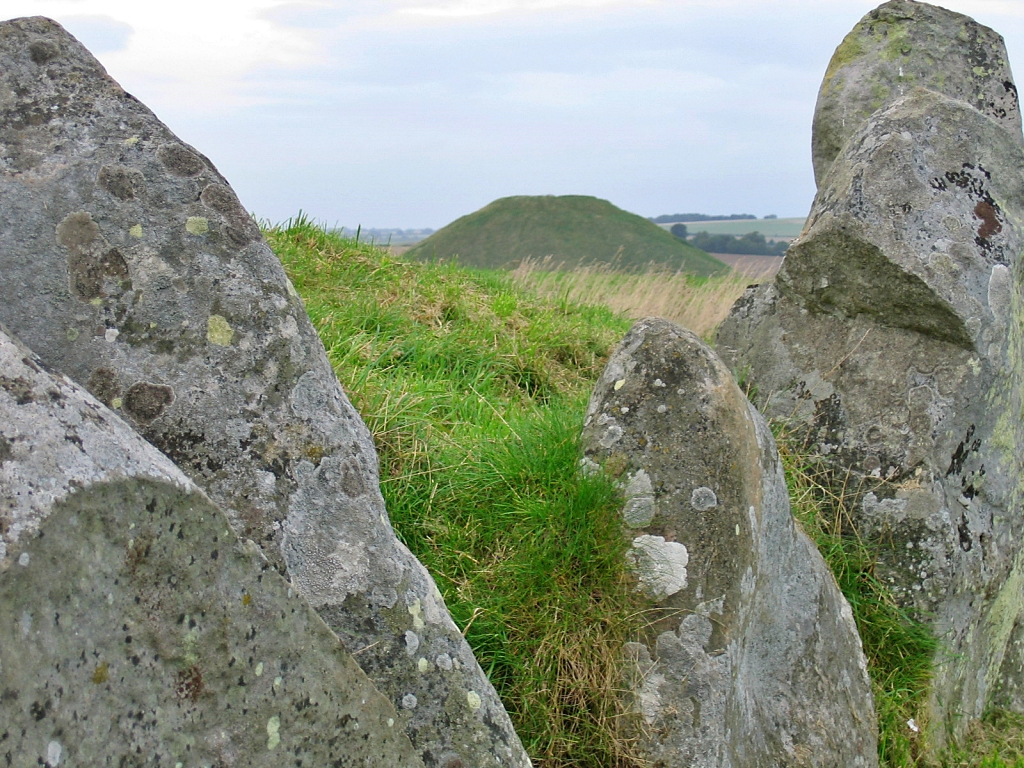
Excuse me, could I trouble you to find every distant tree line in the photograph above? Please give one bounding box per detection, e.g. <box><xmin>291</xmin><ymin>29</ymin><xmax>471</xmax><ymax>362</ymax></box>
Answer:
<box><xmin>651</xmin><ymin>213</ymin><xmax>757</xmax><ymax>224</ymax></box>
<box><xmin>686</xmin><ymin>230</ymin><xmax>789</xmax><ymax>256</ymax></box>
<box><xmin>670</xmin><ymin>223</ymin><xmax>788</xmax><ymax>255</ymax></box>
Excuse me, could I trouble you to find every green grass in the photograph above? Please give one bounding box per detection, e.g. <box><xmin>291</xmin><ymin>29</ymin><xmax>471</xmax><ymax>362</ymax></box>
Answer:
<box><xmin>269</xmin><ymin>215</ymin><xmax>1024</xmax><ymax>768</ymax></box>
<box><xmin>267</xmin><ymin>216</ymin><xmax>648</xmax><ymax>767</ymax></box>
<box><xmin>406</xmin><ymin>194</ymin><xmax>726</xmax><ymax>276</ymax></box>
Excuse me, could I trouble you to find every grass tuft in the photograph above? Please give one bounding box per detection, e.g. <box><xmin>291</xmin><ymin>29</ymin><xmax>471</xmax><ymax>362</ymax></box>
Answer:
<box><xmin>511</xmin><ymin>256</ymin><xmax>769</xmax><ymax>342</ymax></box>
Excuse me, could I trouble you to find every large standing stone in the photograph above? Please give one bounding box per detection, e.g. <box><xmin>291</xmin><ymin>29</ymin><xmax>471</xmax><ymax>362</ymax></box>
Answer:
<box><xmin>718</xmin><ymin>1</ymin><xmax>1024</xmax><ymax>743</ymax></box>
<box><xmin>0</xmin><ymin>327</ymin><xmax>424</xmax><ymax>767</ymax></box>
<box><xmin>0</xmin><ymin>17</ymin><xmax>529</xmax><ymax>767</ymax></box>
<box><xmin>582</xmin><ymin>318</ymin><xmax>877</xmax><ymax>767</ymax></box>
<box><xmin>811</xmin><ymin>0</ymin><xmax>1020</xmax><ymax>185</ymax></box>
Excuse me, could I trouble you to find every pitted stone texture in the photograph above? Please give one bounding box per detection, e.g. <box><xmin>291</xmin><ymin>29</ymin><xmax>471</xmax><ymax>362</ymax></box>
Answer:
<box><xmin>718</xmin><ymin>14</ymin><xmax>1024</xmax><ymax>742</ymax></box>
<box><xmin>0</xmin><ymin>327</ymin><xmax>423</xmax><ymax>767</ymax></box>
<box><xmin>812</xmin><ymin>0</ymin><xmax>1021</xmax><ymax>186</ymax></box>
<box><xmin>583</xmin><ymin>318</ymin><xmax>876</xmax><ymax>768</ymax></box>
<box><xmin>788</xmin><ymin>89</ymin><xmax>1024</xmax><ymax>358</ymax></box>
<box><xmin>0</xmin><ymin>17</ymin><xmax>528</xmax><ymax>768</ymax></box>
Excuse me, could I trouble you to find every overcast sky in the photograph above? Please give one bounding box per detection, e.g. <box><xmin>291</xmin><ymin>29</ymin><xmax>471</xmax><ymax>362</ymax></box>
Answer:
<box><xmin>1</xmin><ymin>1</ymin><xmax>1022</xmax><ymax>228</ymax></box>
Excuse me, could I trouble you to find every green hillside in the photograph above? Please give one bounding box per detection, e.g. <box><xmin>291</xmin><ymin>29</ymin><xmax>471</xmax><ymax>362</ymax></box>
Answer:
<box><xmin>407</xmin><ymin>195</ymin><xmax>726</xmax><ymax>276</ymax></box>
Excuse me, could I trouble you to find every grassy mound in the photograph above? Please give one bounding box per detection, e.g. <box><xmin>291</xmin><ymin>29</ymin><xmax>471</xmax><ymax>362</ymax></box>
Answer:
<box><xmin>406</xmin><ymin>194</ymin><xmax>726</xmax><ymax>277</ymax></box>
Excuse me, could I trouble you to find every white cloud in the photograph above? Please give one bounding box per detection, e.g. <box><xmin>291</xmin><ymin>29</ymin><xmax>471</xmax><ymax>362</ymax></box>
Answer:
<box><xmin>398</xmin><ymin>0</ymin><xmax>646</xmax><ymax>18</ymax></box>
<box><xmin>0</xmin><ymin>0</ymin><xmax>321</xmax><ymax>109</ymax></box>
<box><xmin>501</xmin><ymin>68</ymin><xmax>726</xmax><ymax>109</ymax></box>
<box><xmin>56</xmin><ymin>14</ymin><xmax>131</xmax><ymax>52</ymax></box>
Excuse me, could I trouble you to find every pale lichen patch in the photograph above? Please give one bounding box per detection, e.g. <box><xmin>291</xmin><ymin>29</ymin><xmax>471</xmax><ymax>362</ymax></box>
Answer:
<box><xmin>407</xmin><ymin>598</ymin><xmax>426</xmax><ymax>631</ymax></box>
<box><xmin>266</xmin><ymin>716</ymin><xmax>281</xmax><ymax>750</ymax></box>
<box><xmin>46</xmin><ymin>740</ymin><xmax>61</xmax><ymax>767</ymax></box>
<box><xmin>628</xmin><ymin>535</ymin><xmax>689</xmax><ymax>599</ymax></box>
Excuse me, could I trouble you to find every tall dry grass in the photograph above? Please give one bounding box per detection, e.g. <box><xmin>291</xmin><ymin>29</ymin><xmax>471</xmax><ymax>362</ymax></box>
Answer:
<box><xmin>510</xmin><ymin>256</ymin><xmax>777</xmax><ymax>340</ymax></box>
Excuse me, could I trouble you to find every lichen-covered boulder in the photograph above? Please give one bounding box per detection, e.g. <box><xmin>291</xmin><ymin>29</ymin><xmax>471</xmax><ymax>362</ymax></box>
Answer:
<box><xmin>718</xmin><ymin>4</ymin><xmax>1024</xmax><ymax>742</ymax></box>
<box><xmin>0</xmin><ymin>326</ymin><xmax>424</xmax><ymax>767</ymax></box>
<box><xmin>811</xmin><ymin>0</ymin><xmax>1020</xmax><ymax>185</ymax></box>
<box><xmin>0</xmin><ymin>17</ymin><xmax>528</xmax><ymax>767</ymax></box>
<box><xmin>582</xmin><ymin>318</ymin><xmax>876</xmax><ymax>768</ymax></box>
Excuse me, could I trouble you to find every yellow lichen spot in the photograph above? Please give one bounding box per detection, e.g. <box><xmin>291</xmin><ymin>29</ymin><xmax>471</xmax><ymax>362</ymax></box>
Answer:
<box><xmin>111</xmin><ymin>397</ymin><xmax>123</xmax><ymax>410</ymax></box>
<box><xmin>408</xmin><ymin>599</ymin><xmax>426</xmax><ymax>631</ymax></box>
<box><xmin>266</xmin><ymin>716</ymin><xmax>281</xmax><ymax>751</ymax></box>
<box><xmin>273</xmin><ymin>676</ymin><xmax>283</xmax><ymax>688</ymax></box>
<box><xmin>614</xmin><ymin>379</ymin><xmax>626</xmax><ymax>391</ymax></box>
<box><xmin>466</xmin><ymin>691</ymin><xmax>482</xmax><ymax>711</ymax></box>
<box><xmin>974</xmin><ymin>66</ymin><xmax>990</xmax><ymax>77</ymax></box>
<box><xmin>129</xmin><ymin>224</ymin><xmax>143</xmax><ymax>238</ymax></box>
<box><xmin>207</xmin><ymin>315</ymin><xmax>233</xmax><ymax>346</ymax></box>
<box><xmin>417</xmin><ymin>658</ymin><xmax>430</xmax><ymax>673</ymax></box>
<box><xmin>123</xmin><ymin>136</ymin><xmax>140</xmax><ymax>146</ymax></box>
<box><xmin>255</xmin><ymin>661</ymin><xmax>264</xmax><ymax>677</ymax></box>
<box><xmin>182</xmin><ymin>628</ymin><xmax>200</xmax><ymax>668</ymax></box>
<box><xmin>242</xmin><ymin>593</ymin><xmax>251</xmax><ymax>606</ymax></box>
<box><xmin>66</xmin><ymin>328</ymin><xmax>79</xmax><ymax>341</ymax></box>
<box><xmin>185</xmin><ymin>216</ymin><xmax>209</xmax><ymax>236</ymax></box>
<box><xmin>89</xmin><ymin>297</ymin><xmax>103</xmax><ymax>306</ymax></box>
<box><xmin>92</xmin><ymin>662</ymin><xmax>109</xmax><ymax>684</ymax></box>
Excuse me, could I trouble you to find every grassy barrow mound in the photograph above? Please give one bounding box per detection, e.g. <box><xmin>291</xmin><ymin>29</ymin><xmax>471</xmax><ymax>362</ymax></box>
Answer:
<box><xmin>407</xmin><ymin>194</ymin><xmax>726</xmax><ymax>277</ymax></box>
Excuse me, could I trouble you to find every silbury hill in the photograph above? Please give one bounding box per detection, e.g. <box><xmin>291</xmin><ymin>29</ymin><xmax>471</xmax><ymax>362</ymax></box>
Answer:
<box><xmin>406</xmin><ymin>194</ymin><xmax>726</xmax><ymax>276</ymax></box>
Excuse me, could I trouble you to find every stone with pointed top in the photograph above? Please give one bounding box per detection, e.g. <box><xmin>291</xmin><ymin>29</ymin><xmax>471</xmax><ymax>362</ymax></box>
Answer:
<box><xmin>584</xmin><ymin>318</ymin><xmax>876</xmax><ymax>767</ymax></box>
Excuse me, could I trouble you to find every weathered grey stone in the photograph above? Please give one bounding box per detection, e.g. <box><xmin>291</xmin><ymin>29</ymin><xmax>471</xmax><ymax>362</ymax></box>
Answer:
<box><xmin>0</xmin><ymin>326</ymin><xmax>424</xmax><ymax>767</ymax></box>
<box><xmin>0</xmin><ymin>17</ymin><xmax>529</xmax><ymax>767</ymax></box>
<box><xmin>583</xmin><ymin>318</ymin><xmax>877</xmax><ymax>768</ymax></box>
<box><xmin>812</xmin><ymin>0</ymin><xmax>1020</xmax><ymax>186</ymax></box>
<box><xmin>718</xmin><ymin>10</ymin><xmax>1024</xmax><ymax>743</ymax></box>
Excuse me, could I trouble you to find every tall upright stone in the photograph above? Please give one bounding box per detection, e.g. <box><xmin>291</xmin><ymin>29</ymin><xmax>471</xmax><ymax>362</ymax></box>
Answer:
<box><xmin>811</xmin><ymin>0</ymin><xmax>1020</xmax><ymax>185</ymax></box>
<box><xmin>583</xmin><ymin>318</ymin><xmax>877</xmax><ymax>767</ymax></box>
<box><xmin>0</xmin><ymin>17</ymin><xmax>529</xmax><ymax>767</ymax></box>
<box><xmin>0</xmin><ymin>326</ymin><xmax>424</xmax><ymax>767</ymax></box>
<box><xmin>717</xmin><ymin>0</ymin><xmax>1024</xmax><ymax>742</ymax></box>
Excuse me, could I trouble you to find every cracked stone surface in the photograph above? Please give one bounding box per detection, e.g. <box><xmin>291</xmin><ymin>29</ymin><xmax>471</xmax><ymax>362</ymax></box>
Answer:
<box><xmin>583</xmin><ymin>318</ymin><xmax>876</xmax><ymax>768</ymax></box>
<box><xmin>0</xmin><ymin>326</ymin><xmax>424</xmax><ymax>767</ymax></box>
<box><xmin>718</xmin><ymin>0</ymin><xmax>1024</xmax><ymax>745</ymax></box>
<box><xmin>0</xmin><ymin>16</ymin><xmax>529</xmax><ymax>767</ymax></box>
